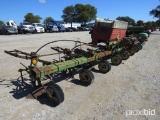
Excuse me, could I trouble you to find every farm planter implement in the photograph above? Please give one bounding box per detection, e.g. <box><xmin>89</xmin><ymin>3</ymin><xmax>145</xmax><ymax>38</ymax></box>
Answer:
<box><xmin>4</xmin><ymin>19</ymin><xmax>147</xmax><ymax>106</ymax></box>
<box><xmin>4</xmin><ymin>40</ymin><xmax>114</xmax><ymax>106</ymax></box>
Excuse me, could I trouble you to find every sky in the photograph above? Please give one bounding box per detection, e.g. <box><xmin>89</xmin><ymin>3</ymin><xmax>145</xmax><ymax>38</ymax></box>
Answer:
<box><xmin>0</xmin><ymin>0</ymin><xmax>159</xmax><ymax>25</ymax></box>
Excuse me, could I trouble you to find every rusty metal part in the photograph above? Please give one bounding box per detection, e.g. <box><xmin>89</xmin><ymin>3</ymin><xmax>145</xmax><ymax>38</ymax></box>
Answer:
<box><xmin>26</xmin><ymin>86</ymin><xmax>47</xmax><ymax>99</ymax></box>
<box><xmin>31</xmin><ymin>50</ymin><xmax>111</xmax><ymax>78</ymax></box>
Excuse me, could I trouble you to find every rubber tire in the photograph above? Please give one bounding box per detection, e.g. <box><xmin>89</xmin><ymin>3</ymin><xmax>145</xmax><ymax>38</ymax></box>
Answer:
<box><xmin>133</xmin><ymin>46</ymin><xmax>139</xmax><ymax>53</ymax></box>
<box><xmin>128</xmin><ymin>48</ymin><xmax>135</xmax><ymax>56</ymax></box>
<box><xmin>98</xmin><ymin>61</ymin><xmax>111</xmax><ymax>73</ymax></box>
<box><xmin>47</xmin><ymin>29</ymin><xmax>49</xmax><ymax>33</ymax></box>
<box><xmin>23</xmin><ymin>30</ymin><xmax>26</xmax><ymax>34</ymax></box>
<box><xmin>121</xmin><ymin>51</ymin><xmax>130</xmax><ymax>60</ymax></box>
<box><xmin>46</xmin><ymin>83</ymin><xmax>64</xmax><ymax>106</ymax></box>
<box><xmin>5</xmin><ymin>31</ymin><xmax>9</xmax><ymax>35</ymax></box>
<box><xmin>111</xmin><ymin>55</ymin><xmax>122</xmax><ymax>66</ymax></box>
<box><xmin>138</xmin><ymin>44</ymin><xmax>142</xmax><ymax>50</ymax></box>
<box><xmin>49</xmin><ymin>29</ymin><xmax>52</xmax><ymax>33</ymax></box>
<box><xmin>79</xmin><ymin>69</ymin><xmax>94</xmax><ymax>86</ymax></box>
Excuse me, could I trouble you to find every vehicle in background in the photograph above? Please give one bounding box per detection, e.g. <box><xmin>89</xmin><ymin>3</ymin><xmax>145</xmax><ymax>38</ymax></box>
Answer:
<box><xmin>68</xmin><ymin>27</ymin><xmax>79</xmax><ymax>32</ymax></box>
<box><xmin>77</xmin><ymin>26</ymin><xmax>93</xmax><ymax>31</ymax></box>
<box><xmin>0</xmin><ymin>25</ymin><xmax>18</xmax><ymax>35</ymax></box>
<box><xmin>126</xmin><ymin>26</ymin><xmax>150</xmax><ymax>37</ymax></box>
<box><xmin>62</xmin><ymin>23</ymin><xmax>81</xmax><ymax>28</ymax></box>
<box><xmin>18</xmin><ymin>22</ymin><xmax>35</xmax><ymax>34</ymax></box>
<box><xmin>77</xmin><ymin>27</ymin><xmax>84</xmax><ymax>31</ymax></box>
<box><xmin>32</xmin><ymin>23</ymin><xmax>45</xmax><ymax>33</ymax></box>
<box><xmin>44</xmin><ymin>22</ymin><xmax>59</xmax><ymax>32</ymax></box>
<box><xmin>49</xmin><ymin>20</ymin><xmax>66</xmax><ymax>32</ymax></box>
<box><xmin>6</xmin><ymin>20</ymin><xmax>17</xmax><ymax>29</ymax></box>
<box><xmin>65</xmin><ymin>27</ymin><xmax>73</xmax><ymax>32</ymax></box>
<box><xmin>83</xmin><ymin>27</ymin><xmax>91</xmax><ymax>31</ymax></box>
<box><xmin>57</xmin><ymin>25</ymin><xmax>66</xmax><ymax>32</ymax></box>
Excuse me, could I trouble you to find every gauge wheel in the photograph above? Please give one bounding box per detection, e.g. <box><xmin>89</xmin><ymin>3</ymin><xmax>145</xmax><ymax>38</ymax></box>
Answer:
<box><xmin>111</xmin><ymin>55</ymin><xmax>122</xmax><ymax>66</ymax></box>
<box><xmin>121</xmin><ymin>51</ymin><xmax>130</xmax><ymax>60</ymax></box>
<box><xmin>46</xmin><ymin>83</ymin><xmax>64</xmax><ymax>106</ymax></box>
<box><xmin>128</xmin><ymin>48</ymin><xmax>135</xmax><ymax>56</ymax></box>
<box><xmin>79</xmin><ymin>69</ymin><xmax>94</xmax><ymax>86</ymax></box>
<box><xmin>138</xmin><ymin>44</ymin><xmax>142</xmax><ymax>50</ymax></box>
<box><xmin>98</xmin><ymin>60</ymin><xmax>111</xmax><ymax>73</ymax></box>
<box><xmin>133</xmin><ymin>46</ymin><xmax>139</xmax><ymax>53</ymax></box>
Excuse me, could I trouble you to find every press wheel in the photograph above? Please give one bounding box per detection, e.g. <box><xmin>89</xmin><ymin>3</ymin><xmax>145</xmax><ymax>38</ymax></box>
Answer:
<box><xmin>138</xmin><ymin>44</ymin><xmax>142</xmax><ymax>50</ymax></box>
<box><xmin>111</xmin><ymin>55</ymin><xmax>122</xmax><ymax>66</ymax></box>
<box><xmin>98</xmin><ymin>61</ymin><xmax>111</xmax><ymax>73</ymax></box>
<box><xmin>121</xmin><ymin>51</ymin><xmax>130</xmax><ymax>60</ymax></box>
<box><xmin>79</xmin><ymin>69</ymin><xmax>94</xmax><ymax>86</ymax></box>
<box><xmin>133</xmin><ymin>46</ymin><xmax>139</xmax><ymax>53</ymax></box>
<box><xmin>128</xmin><ymin>48</ymin><xmax>135</xmax><ymax>56</ymax></box>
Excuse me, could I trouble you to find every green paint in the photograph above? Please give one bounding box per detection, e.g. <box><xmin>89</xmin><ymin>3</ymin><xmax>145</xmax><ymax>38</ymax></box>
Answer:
<box><xmin>31</xmin><ymin>51</ymin><xmax>111</xmax><ymax>78</ymax></box>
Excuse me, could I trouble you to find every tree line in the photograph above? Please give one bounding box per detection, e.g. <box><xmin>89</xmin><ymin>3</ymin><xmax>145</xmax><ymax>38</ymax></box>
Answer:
<box><xmin>0</xmin><ymin>3</ymin><xmax>159</xmax><ymax>29</ymax></box>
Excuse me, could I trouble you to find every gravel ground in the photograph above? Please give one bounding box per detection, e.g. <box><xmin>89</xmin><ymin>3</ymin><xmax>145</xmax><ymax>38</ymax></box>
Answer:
<box><xmin>0</xmin><ymin>31</ymin><xmax>160</xmax><ymax>120</ymax></box>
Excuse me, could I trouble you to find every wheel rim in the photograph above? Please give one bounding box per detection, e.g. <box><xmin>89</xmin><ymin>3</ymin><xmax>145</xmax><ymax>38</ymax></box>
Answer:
<box><xmin>121</xmin><ymin>51</ymin><xmax>129</xmax><ymax>60</ymax></box>
<box><xmin>129</xmin><ymin>49</ymin><xmax>135</xmax><ymax>56</ymax></box>
<box><xmin>46</xmin><ymin>87</ymin><xmax>58</xmax><ymax>103</ymax></box>
<box><xmin>80</xmin><ymin>72</ymin><xmax>91</xmax><ymax>85</ymax></box>
<box><xmin>138</xmin><ymin>44</ymin><xmax>142</xmax><ymax>50</ymax></box>
<box><xmin>98</xmin><ymin>61</ymin><xmax>110</xmax><ymax>73</ymax></box>
<box><xmin>134</xmin><ymin>47</ymin><xmax>139</xmax><ymax>52</ymax></box>
<box><xmin>111</xmin><ymin>56</ymin><xmax>121</xmax><ymax>65</ymax></box>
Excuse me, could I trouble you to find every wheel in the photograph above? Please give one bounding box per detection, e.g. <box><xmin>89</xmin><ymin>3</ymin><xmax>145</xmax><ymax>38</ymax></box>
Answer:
<box><xmin>46</xmin><ymin>83</ymin><xmax>64</xmax><ymax>106</ymax></box>
<box><xmin>23</xmin><ymin>30</ymin><xmax>26</xmax><ymax>34</ymax></box>
<box><xmin>128</xmin><ymin>48</ymin><xmax>135</xmax><ymax>56</ymax></box>
<box><xmin>137</xmin><ymin>44</ymin><xmax>142</xmax><ymax>50</ymax></box>
<box><xmin>79</xmin><ymin>69</ymin><xmax>94</xmax><ymax>86</ymax></box>
<box><xmin>46</xmin><ymin>29</ymin><xmax>49</xmax><ymax>33</ymax></box>
<box><xmin>98</xmin><ymin>61</ymin><xmax>111</xmax><ymax>73</ymax></box>
<box><xmin>133</xmin><ymin>46</ymin><xmax>139</xmax><ymax>53</ymax></box>
<box><xmin>121</xmin><ymin>51</ymin><xmax>130</xmax><ymax>60</ymax></box>
<box><xmin>2</xmin><ymin>31</ymin><xmax>5</xmax><ymax>35</ymax></box>
<box><xmin>49</xmin><ymin>29</ymin><xmax>52</xmax><ymax>33</ymax></box>
<box><xmin>111</xmin><ymin>55</ymin><xmax>122</xmax><ymax>66</ymax></box>
<box><xmin>5</xmin><ymin>31</ymin><xmax>9</xmax><ymax>35</ymax></box>
<box><xmin>35</xmin><ymin>29</ymin><xmax>37</xmax><ymax>33</ymax></box>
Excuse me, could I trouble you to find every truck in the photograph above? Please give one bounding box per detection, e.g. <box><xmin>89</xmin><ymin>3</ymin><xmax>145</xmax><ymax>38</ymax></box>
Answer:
<box><xmin>43</xmin><ymin>21</ymin><xmax>59</xmax><ymax>33</ymax></box>
<box><xmin>18</xmin><ymin>22</ymin><xmax>35</xmax><ymax>34</ymax></box>
<box><xmin>32</xmin><ymin>23</ymin><xmax>45</xmax><ymax>33</ymax></box>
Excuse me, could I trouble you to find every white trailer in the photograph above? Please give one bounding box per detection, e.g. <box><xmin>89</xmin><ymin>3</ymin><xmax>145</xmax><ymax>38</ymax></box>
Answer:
<box><xmin>62</xmin><ymin>23</ymin><xmax>81</xmax><ymax>28</ymax></box>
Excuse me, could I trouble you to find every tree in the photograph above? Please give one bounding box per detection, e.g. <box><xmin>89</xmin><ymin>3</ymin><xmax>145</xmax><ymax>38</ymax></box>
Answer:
<box><xmin>61</xmin><ymin>4</ymin><xmax>97</xmax><ymax>25</ymax></box>
<box><xmin>61</xmin><ymin>5</ymin><xmax>74</xmax><ymax>23</ymax></box>
<box><xmin>43</xmin><ymin>17</ymin><xmax>54</xmax><ymax>23</ymax></box>
<box><xmin>74</xmin><ymin>4</ymin><xmax>97</xmax><ymax>24</ymax></box>
<box><xmin>116</xmin><ymin>16</ymin><xmax>136</xmax><ymax>26</ymax></box>
<box><xmin>150</xmin><ymin>5</ymin><xmax>160</xmax><ymax>19</ymax></box>
<box><xmin>137</xmin><ymin>20</ymin><xmax>144</xmax><ymax>26</ymax></box>
<box><xmin>156</xmin><ymin>20</ymin><xmax>160</xmax><ymax>26</ymax></box>
<box><xmin>145</xmin><ymin>21</ymin><xmax>152</xmax><ymax>29</ymax></box>
<box><xmin>24</xmin><ymin>13</ymin><xmax>42</xmax><ymax>23</ymax></box>
<box><xmin>0</xmin><ymin>20</ymin><xmax>4</xmax><ymax>26</ymax></box>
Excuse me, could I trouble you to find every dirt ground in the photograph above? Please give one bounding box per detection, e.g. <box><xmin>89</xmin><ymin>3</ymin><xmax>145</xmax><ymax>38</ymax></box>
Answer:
<box><xmin>0</xmin><ymin>31</ymin><xmax>160</xmax><ymax>120</ymax></box>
